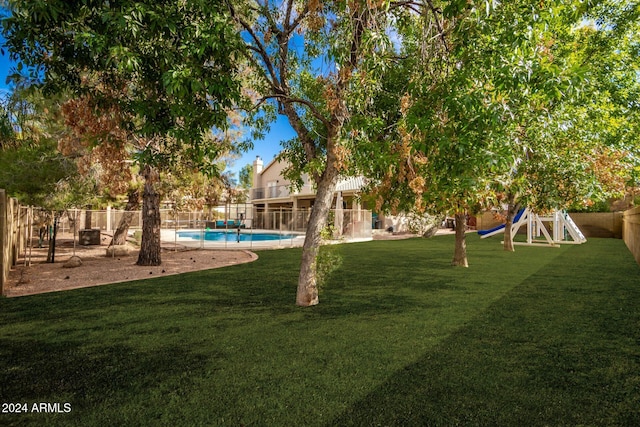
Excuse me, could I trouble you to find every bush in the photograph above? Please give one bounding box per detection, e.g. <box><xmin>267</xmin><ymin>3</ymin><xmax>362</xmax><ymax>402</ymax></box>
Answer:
<box><xmin>315</xmin><ymin>244</ymin><xmax>343</xmax><ymax>292</ymax></box>
<box><xmin>405</xmin><ymin>212</ymin><xmax>440</xmax><ymax>237</ymax></box>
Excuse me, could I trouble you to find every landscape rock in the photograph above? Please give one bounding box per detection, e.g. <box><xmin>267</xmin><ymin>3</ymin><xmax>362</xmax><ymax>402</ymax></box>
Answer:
<box><xmin>106</xmin><ymin>245</ymin><xmax>130</xmax><ymax>257</ymax></box>
<box><xmin>422</xmin><ymin>225</ymin><xmax>439</xmax><ymax>238</ymax></box>
<box><xmin>63</xmin><ymin>256</ymin><xmax>83</xmax><ymax>268</ymax></box>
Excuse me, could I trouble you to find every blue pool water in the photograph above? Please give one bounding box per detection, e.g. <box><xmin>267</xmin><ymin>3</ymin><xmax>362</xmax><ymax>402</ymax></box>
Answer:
<box><xmin>177</xmin><ymin>230</ymin><xmax>298</xmax><ymax>242</ymax></box>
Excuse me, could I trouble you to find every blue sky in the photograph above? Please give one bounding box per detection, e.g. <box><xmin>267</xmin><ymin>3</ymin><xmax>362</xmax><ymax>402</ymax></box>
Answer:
<box><xmin>0</xmin><ymin>42</ymin><xmax>14</xmax><ymax>99</ymax></box>
<box><xmin>0</xmin><ymin>38</ymin><xmax>292</xmax><ymax>181</ymax></box>
<box><xmin>231</xmin><ymin>115</ymin><xmax>295</xmax><ymax>178</ymax></box>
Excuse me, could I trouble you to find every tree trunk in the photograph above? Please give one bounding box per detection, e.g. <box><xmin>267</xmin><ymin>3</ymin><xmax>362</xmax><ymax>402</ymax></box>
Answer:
<box><xmin>296</xmin><ymin>168</ymin><xmax>340</xmax><ymax>307</ymax></box>
<box><xmin>46</xmin><ymin>213</ymin><xmax>59</xmax><ymax>263</ymax></box>
<box><xmin>503</xmin><ymin>201</ymin><xmax>520</xmax><ymax>252</ymax></box>
<box><xmin>451</xmin><ymin>211</ymin><xmax>468</xmax><ymax>267</ymax></box>
<box><xmin>136</xmin><ymin>166</ymin><xmax>162</xmax><ymax>266</ymax></box>
<box><xmin>110</xmin><ymin>189</ymin><xmax>140</xmax><ymax>246</ymax></box>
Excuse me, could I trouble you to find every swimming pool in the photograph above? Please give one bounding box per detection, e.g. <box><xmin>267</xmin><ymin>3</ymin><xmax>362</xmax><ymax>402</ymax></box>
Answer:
<box><xmin>176</xmin><ymin>230</ymin><xmax>299</xmax><ymax>242</ymax></box>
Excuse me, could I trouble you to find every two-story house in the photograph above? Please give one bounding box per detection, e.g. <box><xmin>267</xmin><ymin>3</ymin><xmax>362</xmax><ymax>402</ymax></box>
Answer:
<box><xmin>251</xmin><ymin>156</ymin><xmax>366</xmax><ymax>210</ymax></box>
<box><xmin>250</xmin><ymin>156</ymin><xmax>371</xmax><ymax>236</ymax></box>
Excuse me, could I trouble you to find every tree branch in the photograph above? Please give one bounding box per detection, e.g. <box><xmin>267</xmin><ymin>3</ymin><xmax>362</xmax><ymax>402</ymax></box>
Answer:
<box><xmin>424</xmin><ymin>0</ymin><xmax>450</xmax><ymax>54</ymax></box>
<box><xmin>226</xmin><ymin>0</ymin><xmax>281</xmax><ymax>89</ymax></box>
<box><xmin>286</xmin><ymin>2</ymin><xmax>310</xmax><ymax>37</ymax></box>
<box><xmin>259</xmin><ymin>94</ymin><xmax>330</xmax><ymax>130</ymax></box>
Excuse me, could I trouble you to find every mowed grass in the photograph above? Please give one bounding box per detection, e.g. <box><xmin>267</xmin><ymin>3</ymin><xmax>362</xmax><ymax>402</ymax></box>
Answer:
<box><xmin>1</xmin><ymin>235</ymin><xmax>639</xmax><ymax>426</ymax></box>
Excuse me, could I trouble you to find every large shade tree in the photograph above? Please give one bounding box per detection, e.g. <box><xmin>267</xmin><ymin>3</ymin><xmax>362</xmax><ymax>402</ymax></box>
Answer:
<box><xmin>0</xmin><ymin>86</ymin><xmax>98</xmax><ymax>262</ymax></box>
<box><xmin>0</xmin><ymin>86</ymin><xmax>83</xmax><ymax>206</ymax></box>
<box><xmin>569</xmin><ymin>2</ymin><xmax>640</xmax><ymax>206</ymax></box>
<box><xmin>477</xmin><ymin>3</ymin><xmax>588</xmax><ymax>251</ymax></box>
<box><xmin>228</xmin><ymin>0</ymin><xmax>401</xmax><ymax>305</ymax></box>
<box><xmin>2</xmin><ymin>0</ymin><xmax>244</xmax><ymax>265</ymax></box>
<box><xmin>359</xmin><ymin>0</ymin><xmax>586</xmax><ymax>265</ymax></box>
<box><xmin>59</xmin><ymin>92</ymin><xmax>140</xmax><ymax>243</ymax></box>
<box><xmin>489</xmin><ymin>1</ymin><xmax>640</xmax><ymax>251</ymax></box>
<box><xmin>0</xmin><ymin>97</ymin><xmax>15</xmax><ymax>149</ymax></box>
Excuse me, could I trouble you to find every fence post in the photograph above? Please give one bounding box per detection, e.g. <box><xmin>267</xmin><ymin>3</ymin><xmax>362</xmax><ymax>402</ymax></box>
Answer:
<box><xmin>0</xmin><ymin>189</ymin><xmax>7</xmax><ymax>295</ymax></box>
<box><xmin>0</xmin><ymin>190</ymin><xmax>20</xmax><ymax>296</ymax></box>
<box><xmin>174</xmin><ymin>213</ymin><xmax>178</xmax><ymax>252</ymax></box>
<box><xmin>279</xmin><ymin>207</ymin><xmax>283</xmax><ymax>247</ymax></box>
<box><xmin>26</xmin><ymin>206</ymin><xmax>33</xmax><ymax>267</ymax></box>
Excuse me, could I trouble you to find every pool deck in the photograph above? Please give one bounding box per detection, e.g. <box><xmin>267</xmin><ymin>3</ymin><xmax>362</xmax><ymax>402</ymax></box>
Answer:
<box><xmin>161</xmin><ymin>229</ymin><xmax>372</xmax><ymax>250</ymax></box>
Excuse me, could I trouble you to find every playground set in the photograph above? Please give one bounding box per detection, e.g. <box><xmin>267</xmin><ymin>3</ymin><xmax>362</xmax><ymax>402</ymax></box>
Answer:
<box><xmin>478</xmin><ymin>208</ymin><xmax>587</xmax><ymax>247</ymax></box>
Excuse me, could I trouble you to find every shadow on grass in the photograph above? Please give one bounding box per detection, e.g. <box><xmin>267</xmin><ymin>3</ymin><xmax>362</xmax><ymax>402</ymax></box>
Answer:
<box><xmin>1</xmin><ymin>237</ymin><xmax>637</xmax><ymax>426</ymax></box>
<box><xmin>329</xmin><ymin>238</ymin><xmax>640</xmax><ymax>426</ymax></box>
<box><xmin>0</xmin><ymin>338</ymin><xmax>214</xmax><ymax>425</ymax></box>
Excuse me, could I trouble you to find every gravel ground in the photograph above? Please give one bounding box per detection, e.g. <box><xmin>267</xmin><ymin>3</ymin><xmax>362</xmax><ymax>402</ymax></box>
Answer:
<box><xmin>4</xmin><ymin>234</ymin><xmax>257</xmax><ymax>298</ymax></box>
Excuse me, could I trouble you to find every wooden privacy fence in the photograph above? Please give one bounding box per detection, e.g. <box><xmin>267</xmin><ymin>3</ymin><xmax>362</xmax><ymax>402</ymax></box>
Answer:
<box><xmin>623</xmin><ymin>206</ymin><xmax>640</xmax><ymax>266</ymax></box>
<box><xmin>1</xmin><ymin>189</ymin><xmax>28</xmax><ymax>296</ymax></box>
<box><xmin>568</xmin><ymin>212</ymin><xmax>623</xmax><ymax>238</ymax></box>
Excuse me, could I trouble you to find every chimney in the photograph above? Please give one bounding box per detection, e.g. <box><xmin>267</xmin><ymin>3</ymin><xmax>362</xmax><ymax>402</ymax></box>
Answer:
<box><xmin>253</xmin><ymin>156</ymin><xmax>263</xmax><ymax>188</ymax></box>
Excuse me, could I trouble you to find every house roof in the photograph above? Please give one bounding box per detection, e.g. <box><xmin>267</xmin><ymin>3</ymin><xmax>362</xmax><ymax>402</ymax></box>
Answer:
<box><xmin>335</xmin><ymin>176</ymin><xmax>366</xmax><ymax>192</ymax></box>
<box><xmin>260</xmin><ymin>156</ymin><xmax>282</xmax><ymax>175</ymax></box>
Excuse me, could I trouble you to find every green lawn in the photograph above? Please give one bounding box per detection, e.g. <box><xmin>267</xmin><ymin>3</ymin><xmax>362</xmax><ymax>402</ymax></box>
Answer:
<box><xmin>1</xmin><ymin>235</ymin><xmax>639</xmax><ymax>426</ymax></box>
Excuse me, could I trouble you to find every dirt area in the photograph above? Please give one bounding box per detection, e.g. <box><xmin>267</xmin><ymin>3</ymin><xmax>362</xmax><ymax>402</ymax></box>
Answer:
<box><xmin>4</xmin><ymin>234</ymin><xmax>257</xmax><ymax>298</ymax></box>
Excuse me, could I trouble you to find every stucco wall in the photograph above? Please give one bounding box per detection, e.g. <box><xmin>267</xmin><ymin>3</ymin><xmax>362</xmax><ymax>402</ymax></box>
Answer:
<box><xmin>253</xmin><ymin>157</ymin><xmax>316</xmax><ymax>202</ymax></box>
<box><xmin>623</xmin><ymin>206</ymin><xmax>640</xmax><ymax>266</ymax></box>
<box><xmin>258</xmin><ymin>158</ymin><xmax>288</xmax><ymax>187</ymax></box>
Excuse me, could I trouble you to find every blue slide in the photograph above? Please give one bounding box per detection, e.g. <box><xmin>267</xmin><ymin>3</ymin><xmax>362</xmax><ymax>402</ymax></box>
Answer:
<box><xmin>477</xmin><ymin>209</ymin><xmax>525</xmax><ymax>238</ymax></box>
